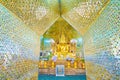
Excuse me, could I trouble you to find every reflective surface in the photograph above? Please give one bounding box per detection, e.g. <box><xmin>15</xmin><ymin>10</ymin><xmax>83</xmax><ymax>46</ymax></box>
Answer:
<box><xmin>0</xmin><ymin>0</ymin><xmax>120</xmax><ymax>80</ymax></box>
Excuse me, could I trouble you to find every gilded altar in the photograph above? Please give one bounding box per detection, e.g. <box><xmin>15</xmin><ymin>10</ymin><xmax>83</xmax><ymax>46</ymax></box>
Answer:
<box><xmin>51</xmin><ymin>31</ymin><xmax>76</xmax><ymax>60</ymax></box>
<box><xmin>51</xmin><ymin>42</ymin><xmax>76</xmax><ymax>60</ymax></box>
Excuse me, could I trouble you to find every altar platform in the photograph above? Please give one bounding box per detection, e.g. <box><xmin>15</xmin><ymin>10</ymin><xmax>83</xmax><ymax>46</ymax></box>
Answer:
<box><xmin>39</xmin><ymin>68</ymin><xmax>85</xmax><ymax>75</ymax></box>
<box><xmin>39</xmin><ymin>60</ymin><xmax>86</xmax><ymax>75</ymax></box>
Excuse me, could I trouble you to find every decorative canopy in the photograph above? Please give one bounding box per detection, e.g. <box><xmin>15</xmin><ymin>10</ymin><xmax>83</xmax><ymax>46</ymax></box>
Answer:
<box><xmin>43</xmin><ymin>18</ymin><xmax>81</xmax><ymax>42</ymax></box>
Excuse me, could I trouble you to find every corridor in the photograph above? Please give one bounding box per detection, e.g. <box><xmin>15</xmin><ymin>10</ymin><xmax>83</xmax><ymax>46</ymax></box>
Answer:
<box><xmin>0</xmin><ymin>0</ymin><xmax>120</xmax><ymax>80</ymax></box>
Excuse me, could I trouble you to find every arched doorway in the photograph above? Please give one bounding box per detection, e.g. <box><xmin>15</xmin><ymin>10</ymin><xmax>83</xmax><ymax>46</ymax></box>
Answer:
<box><xmin>39</xmin><ymin>18</ymin><xmax>86</xmax><ymax>79</ymax></box>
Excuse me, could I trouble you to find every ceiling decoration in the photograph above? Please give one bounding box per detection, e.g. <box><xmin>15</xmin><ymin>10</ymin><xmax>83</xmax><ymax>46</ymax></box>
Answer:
<box><xmin>43</xmin><ymin>18</ymin><xmax>81</xmax><ymax>42</ymax></box>
<box><xmin>0</xmin><ymin>0</ymin><xmax>110</xmax><ymax>36</ymax></box>
<box><xmin>62</xmin><ymin>0</ymin><xmax>110</xmax><ymax>35</ymax></box>
<box><xmin>0</xmin><ymin>0</ymin><xmax>60</xmax><ymax>35</ymax></box>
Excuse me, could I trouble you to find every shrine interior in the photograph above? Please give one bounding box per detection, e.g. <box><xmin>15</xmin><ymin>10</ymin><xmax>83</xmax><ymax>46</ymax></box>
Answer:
<box><xmin>0</xmin><ymin>0</ymin><xmax>120</xmax><ymax>80</ymax></box>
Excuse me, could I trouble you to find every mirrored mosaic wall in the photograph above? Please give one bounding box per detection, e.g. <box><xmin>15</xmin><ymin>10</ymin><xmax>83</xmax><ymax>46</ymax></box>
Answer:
<box><xmin>84</xmin><ymin>0</ymin><xmax>120</xmax><ymax>80</ymax></box>
<box><xmin>0</xmin><ymin>0</ymin><xmax>59</xmax><ymax>35</ymax></box>
<box><xmin>0</xmin><ymin>4</ymin><xmax>39</xmax><ymax>80</ymax></box>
